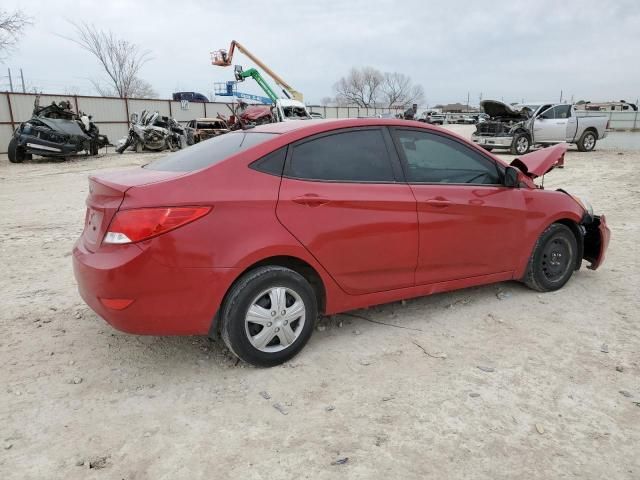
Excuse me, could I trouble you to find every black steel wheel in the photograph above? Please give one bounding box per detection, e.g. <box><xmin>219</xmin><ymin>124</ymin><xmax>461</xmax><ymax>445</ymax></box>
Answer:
<box><xmin>524</xmin><ymin>223</ymin><xmax>578</xmax><ymax>292</ymax></box>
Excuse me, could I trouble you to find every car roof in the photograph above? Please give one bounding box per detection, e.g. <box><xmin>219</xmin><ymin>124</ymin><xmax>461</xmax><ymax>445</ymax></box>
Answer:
<box><xmin>250</xmin><ymin>118</ymin><xmax>443</xmax><ymax>135</ymax></box>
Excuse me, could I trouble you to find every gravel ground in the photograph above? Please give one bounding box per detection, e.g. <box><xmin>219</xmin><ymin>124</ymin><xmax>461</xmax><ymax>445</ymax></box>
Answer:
<box><xmin>1</xmin><ymin>126</ymin><xmax>639</xmax><ymax>479</ymax></box>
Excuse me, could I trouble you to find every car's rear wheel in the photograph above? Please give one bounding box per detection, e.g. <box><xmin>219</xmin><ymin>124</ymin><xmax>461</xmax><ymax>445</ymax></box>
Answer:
<box><xmin>221</xmin><ymin>266</ymin><xmax>317</xmax><ymax>367</ymax></box>
<box><xmin>511</xmin><ymin>132</ymin><xmax>530</xmax><ymax>155</ymax></box>
<box><xmin>524</xmin><ymin>223</ymin><xmax>577</xmax><ymax>292</ymax></box>
<box><xmin>577</xmin><ymin>130</ymin><xmax>597</xmax><ymax>152</ymax></box>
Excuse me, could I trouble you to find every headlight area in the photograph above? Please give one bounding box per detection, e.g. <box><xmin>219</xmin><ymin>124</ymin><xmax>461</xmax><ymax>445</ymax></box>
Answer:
<box><xmin>556</xmin><ymin>189</ymin><xmax>594</xmax><ymax>217</ymax></box>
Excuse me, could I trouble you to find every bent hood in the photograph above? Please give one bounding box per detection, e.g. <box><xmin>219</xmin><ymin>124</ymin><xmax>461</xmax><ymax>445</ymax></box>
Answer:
<box><xmin>38</xmin><ymin>117</ymin><xmax>89</xmax><ymax>138</ymax></box>
<box><xmin>510</xmin><ymin>143</ymin><xmax>567</xmax><ymax>179</ymax></box>
<box><xmin>480</xmin><ymin>100</ymin><xmax>530</xmax><ymax>119</ymax></box>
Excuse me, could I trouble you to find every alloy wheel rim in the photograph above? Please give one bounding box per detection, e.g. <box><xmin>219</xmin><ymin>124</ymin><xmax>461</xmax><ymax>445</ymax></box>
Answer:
<box><xmin>517</xmin><ymin>137</ymin><xmax>529</xmax><ymax>153</ymax></box>
<box><xmin>584</xmin><ymin>134</ymin><xmax>595</xmax><ymax>150</ymax></box>
<box><xmin>244</xmin><ymin>287</ymin><xmax>306</xmax><ymax>353</ymax></box>
<box><xmin>541</xmin><ymin>238</ymin><xmax>571</xmax><ymax>282</ymax></box>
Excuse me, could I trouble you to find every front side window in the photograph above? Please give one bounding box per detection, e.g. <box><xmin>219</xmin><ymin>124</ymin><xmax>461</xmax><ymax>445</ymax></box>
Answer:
<box><xmin>288</xmin><ymin>129</ymin><xmax>395</xmax><ymax>182</ymax></box>
<box><xmin>395</xmin><ymin>130</ymin><xmax>501</xmax><ymax>184</ymax></box>
<box><xmin>538</xmin><ymin>106</ymin><xmax>556</xmax><ymax>119</ymax></box>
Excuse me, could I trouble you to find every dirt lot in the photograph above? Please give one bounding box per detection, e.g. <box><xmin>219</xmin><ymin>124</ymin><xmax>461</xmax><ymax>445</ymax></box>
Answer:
<box><xmin>1</xmin><ymin>125</ymin><xmax>639</xmax><ymax>479</ymax></box>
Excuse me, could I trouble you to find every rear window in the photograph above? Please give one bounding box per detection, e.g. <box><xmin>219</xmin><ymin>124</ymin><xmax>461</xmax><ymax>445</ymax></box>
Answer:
<box><xmin>145</xmin><ymin>132</ymin><xmax>277</xmax><ymax>172</ymax></box>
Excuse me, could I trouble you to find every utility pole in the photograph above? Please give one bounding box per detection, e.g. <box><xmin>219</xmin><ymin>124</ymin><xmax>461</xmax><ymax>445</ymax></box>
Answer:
<box><xmin>7</xmin><ymin>68</ymin><xmax>14</xmax><ymax>92</ymax></box>
<box><xmin>466</xmin><ymin>91</ymin><xmax>470</xmax><ymax>111</ymax></box>
<box><xmin>20</xmin><ymin>69</ymin><xmax>26</xmax><ymax>93</ymax></box>
<box><xmin>559</xmin><ymin>89</ymin><xmax>563</xmax><ymax>102</ymax></box>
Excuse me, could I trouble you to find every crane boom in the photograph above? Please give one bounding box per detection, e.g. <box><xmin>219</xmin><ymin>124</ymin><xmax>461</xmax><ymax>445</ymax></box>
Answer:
<box><xmin>234</xmin><ymin>66</ymin><xmax>279</xmax><ymax>103</ymax></box>
<box><xmin>211</xmin><ymin>40</ymin><xmax>303</xmax><ymax>102</ymax></box>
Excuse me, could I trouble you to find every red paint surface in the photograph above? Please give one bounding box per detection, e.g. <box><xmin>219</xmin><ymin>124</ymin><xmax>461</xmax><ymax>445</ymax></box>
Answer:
<box><xmin>72</xmin><ymin>119</ymin><xmax>608</xmax><ymax>335</ymax></box>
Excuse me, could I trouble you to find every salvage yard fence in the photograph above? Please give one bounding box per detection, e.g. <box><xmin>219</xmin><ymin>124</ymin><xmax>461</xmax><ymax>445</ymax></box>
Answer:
<box><xmin>1</xmin><ymin>91</ymin><xmax>638</xmax><ymax>154</ymax></box>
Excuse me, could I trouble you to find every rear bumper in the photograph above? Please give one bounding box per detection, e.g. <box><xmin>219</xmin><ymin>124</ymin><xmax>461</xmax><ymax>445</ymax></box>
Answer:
<box><xmin>471</xmin><ymin>134</ymin><xmax>513</xmax><ymax>148</ymax></box>
<box><xmin>72</xmin><ymin>239</ymin><xmax>238</xmax><ymax>335</ymax></box>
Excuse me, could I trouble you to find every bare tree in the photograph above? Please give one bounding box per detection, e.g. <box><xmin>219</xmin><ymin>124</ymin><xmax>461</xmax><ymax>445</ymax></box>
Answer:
<box><xmin>380</xmin><ymin>72</ymin><xmax>424</xmax><ymax>108</ymax></box>
<box><xmin>94</xmin><ymin>77</ymin><xmax>158</xmax><ymax>99</ymax></box>
<box><xmin>128</xmin><ymin>78</ymin><xmax>157</xmax><ymax>99</ymax></box>
<box><xmin>333</xmin><ymin>67</ymin><xmax>384</xmax><ymax>107</ymax></box>
<box><xmin>66</xmin><ymin>22</ymin><xmax>154</xmax><ymax>98</ymax></box>
<box><xmin>0</xmin><ymin>9</ymin><xmax>32</xmax><ymax>58</ymax></box>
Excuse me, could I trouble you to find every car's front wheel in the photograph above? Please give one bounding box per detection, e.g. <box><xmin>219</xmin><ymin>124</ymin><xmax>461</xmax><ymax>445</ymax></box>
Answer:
<box><xmin>8</xmin><ymin>138</ymin><xmax>27</xmax><ymax>163</ymax></box>
<box><xmin>523</xmin><ymin>223</ymin><xmax>577</xmax><ymax>292</ymax></box>
<box><xmin>221</xmin><ymin>266</ymin><xmax>317</xmax><ymax>367</ymax></box>
<box><xmin>511</xmin><ymin>132</ymin><xmax>530</xmax><ymax>155</ymax></box>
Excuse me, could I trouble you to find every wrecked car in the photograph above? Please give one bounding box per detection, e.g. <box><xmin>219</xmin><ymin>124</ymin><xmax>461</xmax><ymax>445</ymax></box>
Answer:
<box><xmin>186</xmin><ymin>118</ymin><xmax>230</xmax><ymax>143</ymax></box>
<box><xmin>73</xmin><ymin>118</ymin><xmax>609</xmax><ymax>367</ymax></box>
<box><xmin>116</xmin><ymin>111</ymin><xmax>191</xmax><ymax>154</ymax></box>
<box><xmin>472</xmin><ymin>100</ymin><xmax>609</xmax><ymax>155</ymax></box>
<box><xmin>8</xmin><ymin>98</ymin><xmax>109</xmax><ymax>163</ymax></box>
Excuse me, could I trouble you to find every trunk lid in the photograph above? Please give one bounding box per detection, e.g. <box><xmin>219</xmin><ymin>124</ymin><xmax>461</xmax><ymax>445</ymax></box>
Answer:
<box><xmin>510</xmin><ymin>143</ymin><xmax>568</xmax><ymax>179</ymax></box>
<box><xmin>82</xmin><ymin>168</ymin><xmax>185</xmax><ymax>252</ymax></box>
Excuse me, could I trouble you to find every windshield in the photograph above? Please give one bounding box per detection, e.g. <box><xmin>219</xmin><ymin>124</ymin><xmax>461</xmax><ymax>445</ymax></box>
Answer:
<box><xmin>145</xmin><ymin>132</ymin><xmax>278</xmax><ymax>172</ymax></box>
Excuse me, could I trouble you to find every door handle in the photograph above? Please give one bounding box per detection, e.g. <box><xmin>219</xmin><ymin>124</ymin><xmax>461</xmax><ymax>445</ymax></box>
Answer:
<box><xmin>425</xmin><ymin>199</ymin><xmax>451</xmax><ymax>208</ymax></box>
<box><xmin>292</xmin><ymin>195</ymin><xmax>330</xmax><ymax>207</ymax></box>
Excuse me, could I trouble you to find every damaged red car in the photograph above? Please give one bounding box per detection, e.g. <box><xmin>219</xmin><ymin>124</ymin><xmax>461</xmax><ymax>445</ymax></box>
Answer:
<box><xmin>72</xmin><ymin>119</ymin><xmax>610</xmax><ymax>367</ymax></box>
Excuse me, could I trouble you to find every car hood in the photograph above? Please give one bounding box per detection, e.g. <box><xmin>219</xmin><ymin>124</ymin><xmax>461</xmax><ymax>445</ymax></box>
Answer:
<box><xmin>38</xmin><ymin>117</ymin><xmax>89</xmax><ymax>138</ymax></box>
<box><xmin>510</xmin><ymin>143</ymin><xmax>567</xmax><ymax>179</ymax></box>
<box><xmin>480</xmin><ymin>100</ymin><xmax>530</xmax><ymax>119</ymax></box>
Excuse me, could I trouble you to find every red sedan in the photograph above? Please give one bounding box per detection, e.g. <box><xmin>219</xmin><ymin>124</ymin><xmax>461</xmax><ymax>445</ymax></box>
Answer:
<box><xmin>73</xmin><ymin>119</ymin><xmax>610</xmax><ymax>366</ymax></box>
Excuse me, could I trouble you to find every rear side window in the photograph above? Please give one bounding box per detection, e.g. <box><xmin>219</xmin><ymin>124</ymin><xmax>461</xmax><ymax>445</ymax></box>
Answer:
<box><xmin>145</xmin><ymin>132</ymin><xmax>277</xmax><ymax>172</ymax></box>
<box><xmin>250</xmin><ymin>147</ymin><xmax>287</xmax><ymax>176</ymax></box>
<box><xmin>287</xmin><ymin>129</ymin><xmax>395</xmax><ymax>182</ymax></box>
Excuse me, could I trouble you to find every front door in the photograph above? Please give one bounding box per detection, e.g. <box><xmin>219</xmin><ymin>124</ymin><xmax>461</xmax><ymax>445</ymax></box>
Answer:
<box><xmin>534</xmin><ymin>105</ymin><xmax>571</xmax><ymax>142</ymax></box>
<box><xmin>391</xmin><ymin>128</ymin><xmax>526</xmax><ymax>285</ymax></box>
<box><xmin>276</xmin><ymin>127</ymin><xmax>419</xmax><ymax>295</ymax></box>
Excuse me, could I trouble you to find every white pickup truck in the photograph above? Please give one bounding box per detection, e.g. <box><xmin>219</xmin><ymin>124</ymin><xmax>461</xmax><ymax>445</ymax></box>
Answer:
<box><xmin>472</xmin><ymin>101</ymin><xmax>609</xmax><ymax>155</ymax></box>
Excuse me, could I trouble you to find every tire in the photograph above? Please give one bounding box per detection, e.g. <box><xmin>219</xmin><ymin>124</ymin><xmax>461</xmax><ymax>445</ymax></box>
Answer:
<box><xmin>8</xmin><ymin>138</ymin><xmax>26</xmax><ymax>163</ymax></box>
<box><xmin>523</xmin><ymin>223</ymin><xmax>578</xmax><ymax>292</ymax></box>
<box><xmin>90</xmin><ymin>142</ymin><xmax>99</xmax><ymax>156</ymax></box>
<box><xmin>577</xmin><ymin>130</ymin><xmax>597</xmax><ymax>152</ymax></box>
<box><xmin>510</xmin><ymin>132</ymin><xmax>530</xmax><ymax>155</ymax></box>
<box><xmin>221</xmin><ymin>266</ymin><xmax>317</xmax><ymax>367</ymax></box>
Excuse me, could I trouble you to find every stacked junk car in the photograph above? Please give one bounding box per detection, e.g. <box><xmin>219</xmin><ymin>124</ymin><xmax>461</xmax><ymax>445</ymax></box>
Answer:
<box><xmin>8</xmin><ymin>97</ymin><xmax>109</xmax><ymax>163</ymax></box>
<box><xmin>116</xmin><ymin>110</ymin><xmax>193</xmax><ymax>154</ymax></box>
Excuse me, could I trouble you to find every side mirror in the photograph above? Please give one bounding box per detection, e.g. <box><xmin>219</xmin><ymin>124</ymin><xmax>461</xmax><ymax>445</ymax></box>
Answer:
<box><xmin>504</xmin><ymin>166</ymin><xmax>519</xmax><ymax>187</ymax></box>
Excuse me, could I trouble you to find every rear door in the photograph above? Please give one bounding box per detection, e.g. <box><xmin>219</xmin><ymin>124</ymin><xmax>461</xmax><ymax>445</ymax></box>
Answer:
<box><xmin>276</xmin><ymin>127</ymin><xmax>419</xmax><ymax>295</ymax></box>
<box><xmin>391</xmin><ymin>128</ymin><xmax>526</xmax><ymax>285</ymax></box>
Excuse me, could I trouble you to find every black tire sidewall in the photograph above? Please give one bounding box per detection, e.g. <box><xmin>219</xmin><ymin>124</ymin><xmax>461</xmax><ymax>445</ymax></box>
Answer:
<box><xmin>222</xmin><ymin>267</ymin><xmax>317</xmax><ymax>367</ymax></box>
<box><xmin>531</xmin><ymin>224</ymin><xmax>577</xmax><ymax>291</ymax></box>
<box><xmin>579</xmin><ymin>131</ymin><xmax>596</xmax><ymax>152</ymax></box>
<box><xmin>8</xmin><ymin>138</ymin><xmax>24</xmax><ymax>163</ymax></box>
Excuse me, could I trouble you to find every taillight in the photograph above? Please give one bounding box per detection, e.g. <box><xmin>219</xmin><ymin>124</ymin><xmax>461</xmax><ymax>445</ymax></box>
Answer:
<box><xmin>103</xmin><ymin>206</ymin><xmax>211</xmax><ymax>244</ymax></box>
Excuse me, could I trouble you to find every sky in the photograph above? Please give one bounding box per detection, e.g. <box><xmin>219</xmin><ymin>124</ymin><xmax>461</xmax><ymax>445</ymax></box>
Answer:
<box><xmin>2</xmin><ymin>0</ymin><xmax>639</xmax><ymax>106</ymax></box>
